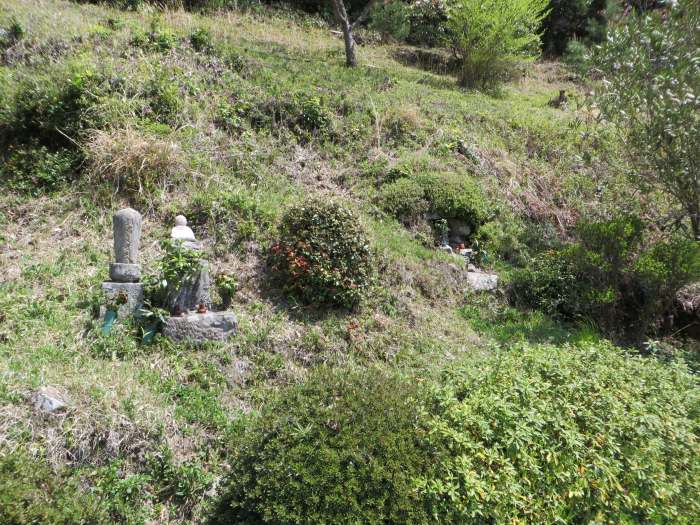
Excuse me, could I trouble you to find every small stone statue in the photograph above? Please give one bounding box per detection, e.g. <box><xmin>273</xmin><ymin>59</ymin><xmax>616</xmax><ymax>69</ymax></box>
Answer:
<box><xmin>171</xmin><ymin>215</ymin><xmax>196</xmax><ymax>242</ymax></box>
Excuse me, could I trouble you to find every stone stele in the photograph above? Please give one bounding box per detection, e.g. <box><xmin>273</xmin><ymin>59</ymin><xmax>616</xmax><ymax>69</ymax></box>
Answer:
<box><xmin>113</xmin><ymin>208</ymin><xmax>142</xmax><ymax>263</ymax></box>
<box><xmin>163</xmin><ymin>312</ymin><xmax>238</xmax><ymax>343</ymax></box>
<box><xmin>110</xmin><ymin>208</ymin><xmax>142</xmax><ymax>282</ymax></box>
<box><xmin>167</xmin><ymin>260</ymin><xmax>212</xmax><ymax>314</ymax></box>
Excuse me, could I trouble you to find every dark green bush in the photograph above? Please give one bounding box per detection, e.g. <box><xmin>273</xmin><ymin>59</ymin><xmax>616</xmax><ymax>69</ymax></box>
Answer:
<box><xmin>369</xmin><ymin>1</ymin><xmax>411</xmax><ymax>41</ymax></box>
<box><xmin>0</xmin><ymin>145</ymin><xmax>77</xmax><ymax>195</ymax></box>
<box><xmin>510</xmin><ymin>216</ymin><xmax>700</xmax><ymax>340</ymax></box>
<box><xmin>406</xmin><ymin>0</ymin><xmax>449</xmax><ymax>47</ymax></box>
<box><xmin>0</xmin><ymin>451</ymin><xmax>107</xmax><ymax>524</ymax></box>
<box><xmin>541</xmin><ymin>0</ymin><xmax>611</xmax><ymax>56</ymax></box>
<box><xmin>418</xmin><ymin>172</ymin><xmax>489</xmax><ymax>234</ymax></box>
<box><xmin>419</xmin><ymin>342</ymin><xmax>700</xmax><ymax>523</ymax></box>
<box><xmin>3</xmin><ymin>70</ymin><xmax>108</xmax><ymax>150</ymax></box>
<box><xmin>446</xmin><ymin>0</ymin><xmax>549</xmax><ymax>89</ymax></box>
<box><xmin>270</xmin><ymin>197</ymin><xmax>373</xmax><ymax>308</ymax></box>
<box><xmin>214</xmin><ymin>365</ymin><xmax>434</xmax><ymax>525</ymax></box>
<box><xmin>562</xmin><ymin>38</ymin><xmax>591</xmax><ymax>75</ymax></box>
<box><xmin>190</xmin><ymin>27</ymin><xmax>213</xmax><ymax>52</ymax></box>
<box><xmin>379</xmin><ymin>172</ymin><xmax>489</xmax><ymax>240</ymax></box>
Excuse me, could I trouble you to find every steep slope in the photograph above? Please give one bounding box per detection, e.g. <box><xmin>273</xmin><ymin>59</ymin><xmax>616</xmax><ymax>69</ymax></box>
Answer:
<box><xmin>1</xmin><ymin>1</ymin><xmax>695</xmax><ymax>524</ymax></box>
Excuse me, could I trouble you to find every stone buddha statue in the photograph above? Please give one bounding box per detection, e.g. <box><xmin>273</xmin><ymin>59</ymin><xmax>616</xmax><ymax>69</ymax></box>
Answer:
<box><xmin>171</xmin><ymin>215</ymin><xmax>196</xmax><ymax>242</ymax></box>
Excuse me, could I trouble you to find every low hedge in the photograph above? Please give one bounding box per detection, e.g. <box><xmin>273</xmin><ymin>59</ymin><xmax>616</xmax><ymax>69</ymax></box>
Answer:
<box><xmin>215</xmin><ymin>343</ymin><xmax>700</xmax><ymax>524</ymax></box>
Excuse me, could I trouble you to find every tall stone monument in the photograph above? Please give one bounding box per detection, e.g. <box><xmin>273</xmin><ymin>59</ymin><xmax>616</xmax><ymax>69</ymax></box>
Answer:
<box><xmin>102</xmin><ymin>208</ymin><xmax>144</xmax><ymax>319</ymax></box>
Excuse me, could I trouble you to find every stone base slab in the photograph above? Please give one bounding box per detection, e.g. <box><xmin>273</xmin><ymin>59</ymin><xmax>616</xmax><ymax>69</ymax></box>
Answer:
<box><xmin>163</xmin><ymin>312</ymin><xmax>237</xmax><ymax>343</ymax></box>
<box><xmin>101</xmin><ymin>282</ymin><xmax>144</xmax><ymax>319</ymax></box>
<box><xmin>466</xmin><ymin>271</ymin><xmax>498</xmax><ymax>292</ymax></box>
<box><xmin>109</xmin><ymin>262</ymin><xmax>141</xmax><ymax>283</ymax></box>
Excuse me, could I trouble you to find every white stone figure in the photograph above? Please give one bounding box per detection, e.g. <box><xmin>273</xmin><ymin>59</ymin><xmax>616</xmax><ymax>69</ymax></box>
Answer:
<box><xmin>171</xmin><ymin>215</ymin><xmax>196</xmax><ymax>242</ymax></box>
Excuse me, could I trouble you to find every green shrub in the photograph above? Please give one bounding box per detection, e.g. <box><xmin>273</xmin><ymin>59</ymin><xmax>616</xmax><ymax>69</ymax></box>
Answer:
<box><xmin>593</xmin><ymin>0</ymin><xmax>700</xmax><ymax>239</ymax></box>
<box><xmin>562</xmin><ymin>38</ymin><xmax>591</xmax><ymax>75</ymax></box>
<box><xmin>407</xmin><ymin>0</ymin><xmax>449</xmax><ymax>47</ymax></box>
<box><xmin>270</xmin><ymin>197</ymin><xmax>373</xmax><ymax>308</ymax></box>
<box><xmin>379</xmin><ymin>172</ymin><xmax>489</xmax><ymax>240</ymax></box>
<box><xmin>369</xmin><ymin>1</ymin><xmax>410</xmax><ymax>41</ymax></box>
<box><xmin>377</xmin><ymin>176</ymin><xmax>428</xmax><ymax>224</ymax></box>
<box><xmin>214</xmin><ymin>365</ymin><xmax>434</xmax><ymax>525</ymax></box>
<box><xmin>511</xmin><ymin>216</ymin><xmax>700</xmax><ymax>340</ymax></box>
<box><xmin>0</xmin><ymin>451</ymin><xmax>107</xmax><ymax>524</ymax></box>
<box><xmin>3</xmin><ymin>69</ymin><xmax>108</xmax><ymax>150</ymax></box>
<box><xmin>446</xmin><ymin>0</ymin><xmax>550</xmax><ymax>88</ymax></box>
<box><xmin>0</xmin><ymin>146</ymin><xmax>76</xmax><ymax>195</ymax></box>
<box><xmin>417</xmin><ymin>172</ymin><xmax>489</xmax><ymax>233</ymax></box>
<box><xmin>418</xmin><ymin>342</ymin><xmax>700</xmax><ymax>523</ymax></box>
<box><xmin>190</xmin><ymin>27</ymin><xmax>213</xmax><ymax>52</ymax></box>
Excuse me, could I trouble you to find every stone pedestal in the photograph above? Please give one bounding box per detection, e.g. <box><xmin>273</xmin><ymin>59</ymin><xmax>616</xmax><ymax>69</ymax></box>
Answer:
<box><xmin>109</xmin><ymin>262</ymin><xmax>141</xmax><ymax>283</ymax></box>
<box><xmin>101</xmin><ymin>282</ymin><xmax>144</xmax><ymax>319</ymax></box>
<box><xmin>163</xmin><ymin>312</ymin><xmax>237</xmax><ymax>343</ymax></box>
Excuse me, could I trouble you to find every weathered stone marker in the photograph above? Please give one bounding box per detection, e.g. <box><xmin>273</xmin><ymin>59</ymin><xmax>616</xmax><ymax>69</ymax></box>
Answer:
<box><xmin>102</xmin><ymin>208</ymin><xmax>144</xmax><ymax>319</ymax></box>
<box><xmin>163</xmin><ymin>215</ymin><xmax>236</xmax><ymax>343</ymax></box>
<box><xmin>166</xmin><ymin>215</ymin><xmax>211</xmax><ymax>313</ymax></box>
<box><xmin>110</xmin><ymin>208</ymin><xmax>142</xmax><ymax>282</ymax></box>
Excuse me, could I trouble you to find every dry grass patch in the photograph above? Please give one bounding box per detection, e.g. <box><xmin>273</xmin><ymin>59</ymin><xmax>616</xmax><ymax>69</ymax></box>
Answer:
<box><xmin>84</xmin><ymin>128</ymin><xmax>188</xmax><ymax>207</ymax></box>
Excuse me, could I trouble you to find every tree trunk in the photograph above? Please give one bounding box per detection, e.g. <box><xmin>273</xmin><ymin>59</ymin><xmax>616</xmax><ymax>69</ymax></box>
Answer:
<box><xmin>691</xmin><ymin>208</ymin><xmax>700</xmax><ymax>241</ymax></box>
<box><xmin>331</xmin><ymin>0</ymin><xmax>357</xmax><ymax>67</ymax></box>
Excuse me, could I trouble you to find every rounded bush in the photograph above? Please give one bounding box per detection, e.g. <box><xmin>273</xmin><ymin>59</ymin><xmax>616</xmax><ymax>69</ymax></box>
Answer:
<box><xmin>418</xmin><ymin>342</ymin><xmax>700</xmax><ymax>523</ymax></box>
<box><xmin>214</xmin><ymin>366</ymin><xmax>434</xmax><ymax>525</ymax></box>
<box><xmin>418</xmin><ymin>172</ymin><xmax>489</xmax><ymax>233</ymax></box>
<box><xmin>379</xmin><ymin>172</ymin><xmax>489</xmax><ymax>237</ymax></box>
<box><xmin>270</xmin><ymin>197</ymin><xmax>373</xmax><ymax>308</ymax></box>
<box><xmin>377</xmin><ymin>177</ymin><xmax>428</xmax><ymax>223</ymax></box>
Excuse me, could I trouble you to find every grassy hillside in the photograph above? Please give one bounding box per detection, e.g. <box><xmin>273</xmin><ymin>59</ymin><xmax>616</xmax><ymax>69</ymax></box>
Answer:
<box><xmin>0</xmin><ymin>1</ymin><xmax>697</xmax><ymax>524</ymax></box>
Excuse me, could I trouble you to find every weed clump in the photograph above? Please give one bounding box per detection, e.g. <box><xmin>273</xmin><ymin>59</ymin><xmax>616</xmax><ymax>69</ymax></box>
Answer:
<box><xmin>189</xmin><ymin>27</ymin><xmax>213</xmax><ymax>53</ymax></box>
<box><xmin>0</xmin><ymin>451</ymin><xmax>107</xmax><ymax>524</ymax></box>
<box><xmin>270</xmin><ymin>197</ymin><xmax>373</xmax><ymax>308</ymax></box>
<box><xmin>0</xmin><ymin>68</ymin><xmax>117</xmax><ymax>194</ymax></box>
<box><xmin>251</xmin><ymin>94</ymin><xmax>333</xmax><ymax>141</ymax></box>
<box><xmin>84</xmin><ymin>127</ymin><xmax>185</xmax><ymax>202</ymax></box>
<box><xmin>1</xmin><ymin>146</ymin><xmax>76</xmax><ymax>195</ymax></box>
